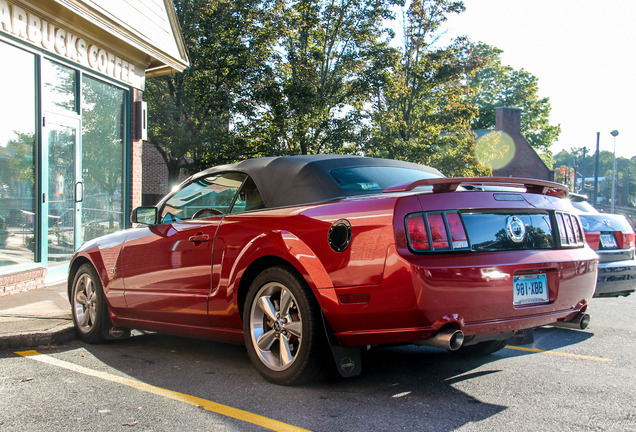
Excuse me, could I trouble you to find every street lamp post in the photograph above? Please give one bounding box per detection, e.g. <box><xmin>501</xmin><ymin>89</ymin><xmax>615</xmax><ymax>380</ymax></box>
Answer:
<box><xmin>610</xmin><ymin>130</ymin><xmax>619</xmax><ymax>213</ymax></box>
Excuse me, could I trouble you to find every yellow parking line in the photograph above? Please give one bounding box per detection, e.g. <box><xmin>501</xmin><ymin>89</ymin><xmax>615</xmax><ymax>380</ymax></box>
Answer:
<box><xmin>504</xmin><ymin>345</ymin><xmax>612</xmax><ymax>362</ymax></box>
<box><xmin>15</xmin><ymin>350</ymin><xmax>311</xmax><ymax>432</ymax></box>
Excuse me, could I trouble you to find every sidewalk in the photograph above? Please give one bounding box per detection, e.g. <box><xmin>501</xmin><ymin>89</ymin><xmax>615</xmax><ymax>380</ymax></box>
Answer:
<box><xmin>0</xmin><ymin>281</ymin><xmax>75</xmax><ymax>350</ymax></box>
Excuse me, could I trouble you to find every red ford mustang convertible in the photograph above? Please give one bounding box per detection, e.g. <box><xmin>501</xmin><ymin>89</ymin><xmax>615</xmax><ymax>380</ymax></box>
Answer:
<box><xmin>69</xmin><ymin>155</ymin><xmax>598</xmax><ymax>384</ymax></box>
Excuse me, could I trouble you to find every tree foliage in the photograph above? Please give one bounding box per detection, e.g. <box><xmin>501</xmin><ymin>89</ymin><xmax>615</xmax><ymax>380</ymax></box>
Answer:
<box><xmin>468</xmin><ymin>44</ymin><xmax>560</xmax><ymax>165</ymax></box>
<box><xmin>362</xmin><ymin>0</ymin><xmax>491</xmax><ymax>176</ymax></box>
<box><xmin>146</xmin><ymin>0</ymin><xmax>561</xmax><ymax>184</ymax></box>
<box><xmin>144</xmin><ymin>0</ymin><xmax>281</xmax><ymax>184</ymax></box>
<box><xmin>554</xmin><ymin>147</ymin><xmax>635</xmax><ymax>207</ymax></box>
<box><xmin>269</xmin><ymin>0</ymin><xmax>396</xmax><ymax>155</ymax></box>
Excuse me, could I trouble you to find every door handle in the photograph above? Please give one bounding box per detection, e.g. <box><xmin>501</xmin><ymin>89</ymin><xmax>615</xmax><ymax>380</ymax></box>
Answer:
<box><xmin>75</xmin><ymin>181</ymin><xmax>84</xmax><ymax>203</ymax></box>
<box><xmin>188</xmin><ymin>233</ymin><xmax>210</xmax><ymax>243</ymax></box>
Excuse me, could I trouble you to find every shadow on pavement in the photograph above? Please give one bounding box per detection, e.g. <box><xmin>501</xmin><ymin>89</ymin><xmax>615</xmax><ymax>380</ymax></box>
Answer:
<box><xmin>2</xmin><ymin>324</ymin><xmax>595</xmax><ymax>431</ymax></box>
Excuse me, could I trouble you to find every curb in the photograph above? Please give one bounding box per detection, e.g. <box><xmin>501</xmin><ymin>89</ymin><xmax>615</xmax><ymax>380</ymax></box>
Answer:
<box><xmin>0</xmin><ymin>322</ymin><xmax>76</xmax><ymax>350</ymax></box>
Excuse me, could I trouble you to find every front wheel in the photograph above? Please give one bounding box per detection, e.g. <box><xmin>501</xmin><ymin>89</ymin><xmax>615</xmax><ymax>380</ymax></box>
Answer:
<box><xmin>243</xmin><ymin>266</ymin><xmax>330</xmax><ymax>385</ymax></box>
<box><xmin>71</xmin><ymin>264</ymin><xmax>108</xmax><ymax>343</ymax></box>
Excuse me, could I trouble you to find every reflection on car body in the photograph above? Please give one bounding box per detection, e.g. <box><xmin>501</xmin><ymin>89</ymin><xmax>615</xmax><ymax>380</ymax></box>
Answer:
<box><xmin>68</xmin><ymin>155</ymin><xmax>598</xmax><ymax>384</ymax></box>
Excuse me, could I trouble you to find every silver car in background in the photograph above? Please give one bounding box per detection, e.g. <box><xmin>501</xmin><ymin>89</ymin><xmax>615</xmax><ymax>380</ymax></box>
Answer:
<box><xmin>570</xmin><ymin>194</ymin><xmax>636</xmax><ymax>297</ymax></box>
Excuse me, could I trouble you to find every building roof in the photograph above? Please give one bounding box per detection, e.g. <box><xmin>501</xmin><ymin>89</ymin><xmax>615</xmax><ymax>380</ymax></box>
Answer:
<box><xmin>51</xmin><ymin>0</ymin><xmax>189</xmax><ymax>76</ymax></box>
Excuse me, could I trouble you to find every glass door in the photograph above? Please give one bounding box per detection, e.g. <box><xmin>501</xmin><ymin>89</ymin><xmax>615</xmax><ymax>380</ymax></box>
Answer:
<box><xmin>44</xmin><ymin>112</ymin><xmax>81</xmax><ymax>266</ymax></box>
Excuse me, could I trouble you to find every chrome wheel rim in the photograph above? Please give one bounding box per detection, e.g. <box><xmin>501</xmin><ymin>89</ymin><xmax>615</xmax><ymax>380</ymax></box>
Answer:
<box><xmin>74</xmin><ymin>273</ymin><xmax>97</xmax><ymax>334</ymax></box>
<box><xmin>249</xmin><ymin>282</ymin><xmax>303</xmax><ymax>371</ymax></box>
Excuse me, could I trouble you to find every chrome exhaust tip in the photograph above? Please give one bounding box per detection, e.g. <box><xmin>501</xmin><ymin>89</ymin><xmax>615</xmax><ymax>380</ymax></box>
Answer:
<box><xmin>418</xmin><ymin>328</ymin><xmax>464</xmax><ymax>351</ymax></box>
<box><xmin>552</xmin><ymin>313</ymin><xmax>590</xmax><ymax>330</ymax></box>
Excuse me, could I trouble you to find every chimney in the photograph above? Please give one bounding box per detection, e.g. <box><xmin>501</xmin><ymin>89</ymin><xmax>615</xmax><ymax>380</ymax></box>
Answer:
<box><xmin>495</xmin><ymin>107</ymin><xmax>521</xmax><ymax>135</ymax></box>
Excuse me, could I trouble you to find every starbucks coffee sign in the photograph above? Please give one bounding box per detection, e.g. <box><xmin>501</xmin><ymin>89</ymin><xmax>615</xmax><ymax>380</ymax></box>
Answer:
<box><xmin>0</xmin><ymin>0</ymin><xmax>144</xmax><ymax>89</ymax></box>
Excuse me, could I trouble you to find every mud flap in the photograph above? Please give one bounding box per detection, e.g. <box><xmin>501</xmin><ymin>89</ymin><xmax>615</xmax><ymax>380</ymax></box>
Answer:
<box><xmin>101</xmin><ymin>305</ymin><xmax>131</xmax><ymax>340</ymax></box>
<box><xmin>321</xmin><ymin>313</ymin><xmax>362</xmax><ymax>378</ymax></box>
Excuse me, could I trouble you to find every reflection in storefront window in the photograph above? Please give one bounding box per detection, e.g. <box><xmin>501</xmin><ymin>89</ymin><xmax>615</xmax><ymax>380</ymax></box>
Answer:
<box><xmin>43</xmin><ymin>59</ymin><xmax>77</xmax><ymax>112</ymax></box>
<box><xmin>47</xmin><ymin>123</ymin><xmax>76</xmax><ymax>265</ymax></box>
<box><xmin>81</xmin><ymin>76</ymin><xmax>126</xmax><ymax>243</ymax></box>
<box><xmin>0</xmin><ymin>42</ymin><xmax>36</xmax><ymax>268</ymax></box>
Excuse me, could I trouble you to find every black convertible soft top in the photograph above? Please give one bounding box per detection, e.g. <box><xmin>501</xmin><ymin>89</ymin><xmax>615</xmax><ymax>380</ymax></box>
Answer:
<box><xmin>197</xmin><ymin>154</ymin><xmax>443</xmax><ymax>208</ymax></box>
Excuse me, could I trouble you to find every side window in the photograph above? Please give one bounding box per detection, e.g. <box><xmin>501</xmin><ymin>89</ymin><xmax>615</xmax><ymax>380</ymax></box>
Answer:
<box><xmin>160</xmin><ymin>172</ymin><xmax>247</xmax><ymax>223</ymax></box>
<box><xmin>231</xmin><ymin>177</ymin><xmax>265</xmax><ymax>213</ymax></box>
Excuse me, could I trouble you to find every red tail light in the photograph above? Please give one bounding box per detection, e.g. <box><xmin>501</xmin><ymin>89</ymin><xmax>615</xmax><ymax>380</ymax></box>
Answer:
<box><xmin>556</xmin><ymin>212</ymin><xmax>585</xmax><ymax>247</ymax></box>
<box><xmin>584</xmin><ymin>232</ymin><xmax>600</xmax><ymax>250</ymax></box>
<box><xmin>446</xmin><ymin>212</ymin><xmax>469</xmax><ymax>248</ymax></box>
<box><xmin>571</xmin><ymin>215</ymin><xmax>582</xmax><ymax>243</ymax></box>
<box><xmin>427</xmin><ymin>213</ymin><xmax>449</xmax><ymax>249</ymax></box>
<box><xmin>563</xmin><ymin>214</ymin><xmax>576</xmax><ymax>244</ymax></box>
<box><xmin>406</xmin><ymin>211</ymin><xmax>469</xmax><ymax>252</ymax></box>
<box><xmin>617</xmin><ymin>231</ymin><xmax>635</xmax><ymax>249</ymax></box>
<box><xmin>407</xmin><ymin>215</ymin><xmax>429</xmax><ymax>250</ymax></box>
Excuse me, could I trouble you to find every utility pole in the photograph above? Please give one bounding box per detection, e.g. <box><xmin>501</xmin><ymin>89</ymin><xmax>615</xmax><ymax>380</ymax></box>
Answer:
<box><xmin>628</xmin><ymin>166</ymin><xmax>631</xmax><ymax>205</ymax></box>
<box><xmin>592</xmin><ymin>132</ymin><xmax>600</xmax><ymax>205</ymax></box>
<box><xmin>581</xmin><ymin>147</ymin><xmax>586</xmax><ymax>195</ymax></box>
<box><xmin>610</xmin><ymin>130</ymin><xmax>619</xmax><ymax>213</ymax></box>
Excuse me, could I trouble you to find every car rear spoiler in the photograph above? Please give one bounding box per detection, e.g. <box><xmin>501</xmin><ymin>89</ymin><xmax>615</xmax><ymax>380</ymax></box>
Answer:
<box><xmin>383</xmin><ymin>177</ymin><xmax>569</xmax><ymax>198</ymax></box>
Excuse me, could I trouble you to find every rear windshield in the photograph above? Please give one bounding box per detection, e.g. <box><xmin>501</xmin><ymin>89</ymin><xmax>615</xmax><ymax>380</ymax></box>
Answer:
<box><xmin>329</xmin><ymin>166</ymin><xmax>442</xmax><ymax>191</ymax></box>
<box><xmin>570</xmin><ymin>200</ymin><xmax>599</xmax><ymax>214</ymax></box>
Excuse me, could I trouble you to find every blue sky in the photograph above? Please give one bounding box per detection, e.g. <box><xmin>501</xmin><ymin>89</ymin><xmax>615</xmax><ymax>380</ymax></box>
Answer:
<box><xmin>439</xmin><ymin>0</ymin><xmax>635</xmax><ymax>160</ymax></box>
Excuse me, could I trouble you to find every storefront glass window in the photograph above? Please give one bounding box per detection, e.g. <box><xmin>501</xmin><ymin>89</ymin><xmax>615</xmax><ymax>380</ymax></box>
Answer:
<box><xmin>43</xmin><ymin>59</ymin><xmax>77</xmax><ymax>112</ymax></box>
<box><xmin>81</xmin><ymin>76</ymin><xmax>126</xmax><ymax>243</ymax></box>
<box><xmin>0</xmin><ymin>41</ymin><xmax>36</xmax><ymax>268</ymax></box>
<box><xmin>46</xmin><ymin>117</ymin><xmax>78</xmax><ymax>265</ymax></box>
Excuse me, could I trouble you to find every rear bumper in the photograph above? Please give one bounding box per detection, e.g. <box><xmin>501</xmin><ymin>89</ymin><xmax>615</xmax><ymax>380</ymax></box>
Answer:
<box><xmin>332</xmin><ymin>308</ymin><xmax>587</xmax><ymax>347</ymax></box>
<box><xmin>594</xmin><ymin>258</ymin><xmax>636</xmax><ymax>297</ymax></box>
<box><xmin>318</xmin><ymin>245</ymin><xmax>598</xmax><ymax>347</ymax></box>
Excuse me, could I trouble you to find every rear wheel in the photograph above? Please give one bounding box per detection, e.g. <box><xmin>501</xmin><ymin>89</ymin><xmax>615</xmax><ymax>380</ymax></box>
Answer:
<box><xmin>71</xmin><ymin>264</ymin><xmax>108</xmax><ymax>343</ymax></box>
<box><xmin>243</xmin><ymin>266</ymin><xmax>330</xmax><ymax>385</ymax></box>
<box><xmin>453</xmin><ymin>339</ymin><xmax>507</xmax><ymax>356</ymax></box>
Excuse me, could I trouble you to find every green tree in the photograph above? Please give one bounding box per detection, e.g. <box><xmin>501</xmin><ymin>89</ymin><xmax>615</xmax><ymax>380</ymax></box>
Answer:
<box><xmin>6</xmin><ymin>132</ymin><xmax>35</xmax><ymax>187</ymax></box>
<box><xmin>468</xmin><ymin>44</ymin><xmax>560</xmax><ymax>166</ymax></box>
<box><xmin>364</xmin><ymin>0</ymin><xmax>490</xmax><ymax>176</ymax></box>
<box><xmin>144</xmin><ymin>0</ymin><xmax>280</xmax><ymax>185</ymax></box>
<box><xmin>81</xmin><ymin>76</ymin><xmax>126</xmax><ymax>232</ymax></box>
<box><xmin>554</xmin><ymin>148</ymin><xmax>635</xmax><ymax>207</ymax></box>
<box><xmin>252</xmin><ymin>0</ymin><xmax>396</xmax><ymax>156</ymax></box>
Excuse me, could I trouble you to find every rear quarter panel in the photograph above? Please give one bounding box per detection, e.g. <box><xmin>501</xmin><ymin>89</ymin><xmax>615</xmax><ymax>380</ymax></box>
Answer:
<box><xmin>208</xmin><ymin>197</ymin><xmax>402</xmax><ymax>325</ymax></box>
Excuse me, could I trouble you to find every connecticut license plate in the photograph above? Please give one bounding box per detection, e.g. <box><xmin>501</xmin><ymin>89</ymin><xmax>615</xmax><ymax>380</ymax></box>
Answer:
<box><xmin>513</xmin><ymin>273</ymin><xmax>549</xmax><ymax>305</ymax></box>
<box><xmin>600</xmin><ymin>233</ymin><xmax>618</xmax><ymax>249</ymax></box>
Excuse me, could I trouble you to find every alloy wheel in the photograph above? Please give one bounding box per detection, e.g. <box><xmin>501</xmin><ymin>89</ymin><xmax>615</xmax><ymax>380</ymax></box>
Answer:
<box><xmin>249</xmin><ymin>282</ymin><xmax>303</xmax><ymax>371</ymax></box>
<box><xmin>74</xmin><ymin>273</ymin><xmax>98</xmax><ymax>334</ymax></box>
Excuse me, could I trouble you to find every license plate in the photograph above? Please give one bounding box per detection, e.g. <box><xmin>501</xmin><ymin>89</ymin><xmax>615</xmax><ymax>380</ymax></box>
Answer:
<box><xmin>513</xmin><ymin>273</ymin><xmax>549</xmax><ymax>305</ymax></box>
<box><xmin>600</xmin><ymin>233</ymin><xmax>618</xmax><ymax>249</ymax></box>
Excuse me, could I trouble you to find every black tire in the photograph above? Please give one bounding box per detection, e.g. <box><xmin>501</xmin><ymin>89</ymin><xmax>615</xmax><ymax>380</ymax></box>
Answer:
<box><xmin>71</xmin><ymin>264</ymin><xmax>109</xmax><ymax>343</ymax></box>
<box><xmin>453</xmin><ymin>339</ymin><xmax>508</xmax><ymax>356</ymax></box>
<box><xmin>243</xmin><ymin>266</ymin><xmax>330</xmax><ymax>385</ymax></box>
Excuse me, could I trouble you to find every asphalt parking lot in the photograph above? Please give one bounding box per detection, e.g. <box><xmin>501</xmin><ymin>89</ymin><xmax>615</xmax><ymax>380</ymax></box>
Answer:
<box><xmin>2</xmin><ymin>293</ymin><xmax>635</xmax><ymax>432</ymax></box>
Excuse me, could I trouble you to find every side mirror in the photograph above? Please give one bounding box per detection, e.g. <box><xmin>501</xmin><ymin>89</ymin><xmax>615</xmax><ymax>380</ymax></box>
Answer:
<box><xmin>131</xmin><ymin>207</ymin><xmax>158</xmax><ymax>225</ymax></box>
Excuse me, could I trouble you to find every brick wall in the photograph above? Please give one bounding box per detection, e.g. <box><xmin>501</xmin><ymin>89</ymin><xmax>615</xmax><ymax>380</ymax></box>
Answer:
<box><xmin>0</xmin><ymin>268</ymin><xmax>46</xmax><ymax>297</ymax></box>
<box><xmin>143</xmin><ymin>141</ymin><xmax>170</xmax><ymax>195</ymax></box>
<box><xmin>492</xmin><ymin>107</ymin><xmax>554</xmax><ymax>181</ymax></box>
<box><xmin>141</xmin><ymin>143</ymin><xmax>190</xmax><ymax>206</ymax></box>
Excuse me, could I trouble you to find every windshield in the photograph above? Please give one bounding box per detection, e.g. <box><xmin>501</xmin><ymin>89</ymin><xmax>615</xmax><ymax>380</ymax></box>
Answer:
<box><xmin>161</xmin><ymin>172</ymin><xmax>247</xmax><ymax>222</ymax></box>
<box><xmin>329</xmin><ymin>166</ymin><xmax>442</xmax><ymax>191</ymax></box>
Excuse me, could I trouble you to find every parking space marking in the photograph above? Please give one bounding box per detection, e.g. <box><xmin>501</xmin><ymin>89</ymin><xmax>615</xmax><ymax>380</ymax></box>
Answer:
<box><xmin>504</xmin><ymin>346</ymin><xmax>613</xmax><ymax>362</ymax></box>
<box><xmin>15</xmin><ymin>350</ymin><xmax>311</xmax><ymax>432</ymax></box>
